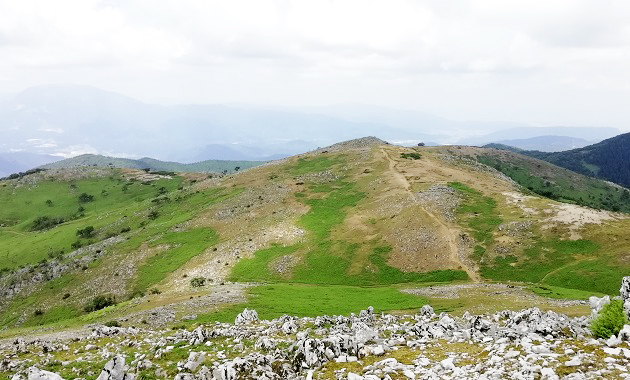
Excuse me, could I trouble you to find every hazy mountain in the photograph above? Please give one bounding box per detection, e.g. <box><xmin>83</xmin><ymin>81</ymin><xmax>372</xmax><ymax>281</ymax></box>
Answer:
<box><xmin>0</xmin><ymin>85</ymin><xmax>444</xmax><ymax>161</ymax></box>
<box><xmin>292</xmin><ymin>103</ymin><xmax>532</xmax><ymax>143</ymax></box>
<box><xmin>489</xmin><ymin>135</ymin><xmax>592</xmax><ymax>152</ymax></box>
<box><xmin>2</xmin><ymin>84</ymin><xmax>624</xmax><ymax>163</ymax></box>
<box><xmin>0</xmin><ymin>151</ymin><xmax>60</xmax><ymax>177</ymax></box>
<box><xmin>460</xmin><ymin>127</ymin><xmax>620</xmax><ymax>146</ymax></box>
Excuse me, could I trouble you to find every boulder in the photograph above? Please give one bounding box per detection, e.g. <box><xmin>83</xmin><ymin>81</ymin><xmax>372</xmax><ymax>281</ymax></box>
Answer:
<box><xmin>621</xmin><ymin>276</ymin><xmax>630</xmax><ymax>318</ymax></box>
<box><xmin>234</xmin><ymin>308</ymin><xmax>259</xmax><ymax>325</ymax></box>
<box><xmin>180</xmin><ymin>351</ymin><xmax>205</xmax><ymax>372</ymax></box>
<box><xmin>96</xmin><ymin>355</ymin><xmax>135</xmax><ymax>380</ymax></box>
<box><xmin>26</xmin><ymin>367</ymin><xmax>64</xmax><ymax>380</ymax></box>
<box><xmin>281</xmin><ymin>320</ymin><xmax>298</xmax><ymax>335</ymax></box>
<box><xmin>419</xmin><ymin>305</ymin><xmax>435</xmax><ymax>318</ymax></box>
<box><xmin>589</xmin><ymin>296</ymin><xmax>610</xmax><ymax>317</ymax></box>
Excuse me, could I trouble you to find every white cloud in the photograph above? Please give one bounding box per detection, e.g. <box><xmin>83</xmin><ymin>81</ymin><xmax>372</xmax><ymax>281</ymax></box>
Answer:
<box><xmin>0</xmin><ymin>0</ymin><xmax>629</xmax><ymax>127</ymax></box>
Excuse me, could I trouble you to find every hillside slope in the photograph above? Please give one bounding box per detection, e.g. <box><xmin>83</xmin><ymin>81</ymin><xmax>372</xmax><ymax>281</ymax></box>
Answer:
<box><xmin>39</xmin><ymin>154</ymin><xmax>266</xmax><ymax>174</ymax></box>
<box><xmin>490</xmin><ymin>132</ymin><xmax>630</xmax><ymax>188</ymax></box>
<box><xmin>0</xmin><ymin>137</ymin><xmax>628</xmax><ymax>333</ymax></box>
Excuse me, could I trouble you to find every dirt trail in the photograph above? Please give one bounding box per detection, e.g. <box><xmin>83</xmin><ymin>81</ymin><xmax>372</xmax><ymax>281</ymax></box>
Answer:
<box><xmin>380</xmin><ymin>148</ymin><xmax>480</xmax><ymax>282</ymax></box>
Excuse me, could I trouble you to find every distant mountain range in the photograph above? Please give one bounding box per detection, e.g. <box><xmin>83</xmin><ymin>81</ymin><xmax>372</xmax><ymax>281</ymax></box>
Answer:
<box><xmin>2</xmin><ymin>84</ymin><xmax>624</xmax><ymax>167</ymax></box>
<box><xmin>39</xmin><ymin>154</ymin><xmax>266</xmax><ymax>174</ymax></box>
<box><xmin>461</xmin><ymin>127</ymin><xmax>619</xmax><ymax>146</ymax></box>
<box><xmin>488</xmin><ymin>135</ymin><xmax>593</xmax><ymax>152</ymax></box>
<box><xmin>487</xmin><ymin>132</ymin><xmax>630</xmax><ymax>188</ymax></box>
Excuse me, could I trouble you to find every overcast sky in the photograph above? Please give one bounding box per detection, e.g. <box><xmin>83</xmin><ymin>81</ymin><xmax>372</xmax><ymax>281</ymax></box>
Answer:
<box><xmin>1</xmin><ymin>0</ymin><xmax>630</xmax><ymax>128</ymax></box>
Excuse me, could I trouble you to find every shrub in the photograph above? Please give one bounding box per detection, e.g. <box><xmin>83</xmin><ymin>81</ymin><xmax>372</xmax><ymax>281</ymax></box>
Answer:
<box><xmin>148</xmin><ymin>210</ymin><xmax>159</xmax><ymax>220</ymax></box>
<box><xmin>78</xmin><ymin>193</ymin><xmax>94</xmax><ymax>203</ymax></box>
<box><xmin>62</xmin><ymin>293</ymin><xmax>71</xmax><ymax>299</ymax></box>
<box><xmin>71</xmin><ymin>240</ymin><xmax>82</xmax><ymax>250</ymax></box>
<box><xmin>31</xmin><ymin>216</ymin><xmax>65</xmax><ymax>231</ymax></box>
<box><xmin>76</xmin><ymin>226</ymin><xmax>95</xmax><ymax>239</ymax></box>
<box><xmin>190</xmin><ymin>277</ymin><xmax>206</xmax><ymax>287</ymax></box>
<box><xmin>401</xmin><ymin>152</ymin><xmax>422</xmax><ymax>160</ymax></box>
<box><xmin>591</xmin><ymin>300</ymin><xmax>628</xmax><ymax>339</ymax></box>
<box><xmin>45</xmin><ymin>199</ymin><xmax>53</xmax><ymax>207</ymax></box>
<box><xmin>129</xmin><ymin>290</ymin><xmax>145</xmax><ymax>299</ymax></box>
<box><xmin>104</xmin><ymin>320</ymin><xmax>121</xmax><ymax>327</ymax></box>
<box><xmin>149</xmin><ymin>288</ymin><xmax>162</xmax><ymax>295</ymax></box>
<box><xmin>84</xmin><ymin>294</ymin><xmax>117</xmax><ymax>312</ymax></box>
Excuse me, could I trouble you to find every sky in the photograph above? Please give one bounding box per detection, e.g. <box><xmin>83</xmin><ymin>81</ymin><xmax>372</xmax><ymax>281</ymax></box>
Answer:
<box><xmin>1</xmin><ymin>0</ymin><xmax>630</xmax><ymax>128</ymax></box>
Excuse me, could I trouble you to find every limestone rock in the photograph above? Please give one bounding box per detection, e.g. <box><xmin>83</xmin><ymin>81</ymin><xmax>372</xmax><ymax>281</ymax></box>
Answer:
<box><xmin>96</xmin><ymin>355</ymin><xmax>134</xmax><ymax>380</ymax></box>
<box><xmin>26</xmin><ymin>367</ymin><xmax>64</xmax><ymax>380</ymax></box>
<box><xmin>234</xmin><ymin>308</ymin><xmax>259</xmax><ymax>324</ymax></box>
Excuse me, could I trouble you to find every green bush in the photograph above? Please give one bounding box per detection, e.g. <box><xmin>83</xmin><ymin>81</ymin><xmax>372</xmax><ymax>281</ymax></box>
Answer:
<box><xmin>84</xmin><ymin>294</ymin><xmax>117</xmax><ymax>313</ymax></box>
<box><xmin>591</xmin><ymin>300</ymin><xmax>628</xmax><ymax>339</ymax></box>
<box><xmin>401</xmin><ymin>152</ymin><xmax>422</xmax><ymax>160</ymax></box>
<box><xmin>78</xmin><ymin>193</ymin><xmax>94</xmax><ymax>203</ymax></box>
<box><xmin>31</xmin><ymin>216</ymin><xmax>65</xmax><ymax>231</ymax></box>
<box><xmin>190</xmin><ymin>277</ymin><xmax>206</xmax><ymax>287</ymax></box>
<box><xmin>76</xmin><ymin>226</ymin><xmax>95</xmax><ymax>238</ymax></box>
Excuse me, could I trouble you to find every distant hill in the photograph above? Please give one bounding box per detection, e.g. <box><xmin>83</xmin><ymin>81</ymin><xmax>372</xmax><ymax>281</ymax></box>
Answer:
<box><xmin>517</xmin><ymin>132</ymin><xmax>630</xmax><ymax>188</ymax></box>
<box><xmin>483</xmin><ymin>143</ymin><xmax>524</xmax><ymax>152</ymax></box>
<box><xmin>40</xmin><ymin>154</ymin><xmax>267</xmax><ymax>173</ymax></box>
<box><xmin>489</xmin><ymin>135</ymin><xmax>592</xmax><ymax>152</ymax></box>
<box><xmin>0</xmin><ymin>152</ymin><xmax>60</xmax><ymax>177</ymax></box>
<box><xmin>460</xmin><ymin>126</ymin><xmax>619</xmax><ymax>146</ymax></box>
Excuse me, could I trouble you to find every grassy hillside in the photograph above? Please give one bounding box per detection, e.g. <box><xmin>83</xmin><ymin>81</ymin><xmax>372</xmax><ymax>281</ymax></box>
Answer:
<box><xmin>475</xmin><ymin>148</ymin><xmax>630</xmax><ymax>212</ymax></box>
<box><xmin>39</xmin><ymin>154</ymin><xmax>266</xmax><ymax>174</ymax></box>
<box><xmin>1</xmin><ymin>138</ymin><xmax>628</xmax><ymax>334</ymax></box>
<box><xmin>489</xmin><ymin>132</ymin><xmax>630</xmax><ymax>188</ymax></box>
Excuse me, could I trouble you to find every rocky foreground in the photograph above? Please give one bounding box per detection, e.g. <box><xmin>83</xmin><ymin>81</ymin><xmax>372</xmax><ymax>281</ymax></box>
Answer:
<box><xmin>2</xmin><ymin>279</ymin><xmax>630</xmax><ymax>380</ymax></box>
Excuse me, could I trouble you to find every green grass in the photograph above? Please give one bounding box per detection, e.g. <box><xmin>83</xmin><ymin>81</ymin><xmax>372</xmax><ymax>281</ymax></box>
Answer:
<box><xmin>229</xmin><ymin>155</ymin><xmax>469</xmax><ymax>290</ymax></box>
<box><xmin>528</xmin><ymin>284</ymin><xmax>605</xmax><ymax>300</ymax></box>
<box><xmin>193</xmin><ymin>283</ymin><xmax>429</xmax><ymax>323</ymax></box>
<box><xmin>0</xmin><ymin>175</ymin><xmax>240</xmax><ymax>329</ymax></box>
<box><xmin>290</xmin><ymin>155</ymin><xmax>344</xmax><ymax>175</ymax></box>
<box><xmin>542</xmin><ymin>257</ymin><xmax>630</xmax><ymax>295</ymax></box>
<box><xmin>481</xmin><ymin>239</ymin><xmax>600</xmax><ymax>283</ymax></box>
<box><xmin>401</xmin><ymin>152</ymin><xmax>422</xmax><ymax>160</ymax></box>
<box><xmin>113</xmin><ymin>186</ymin><xmax>239</xmax><ymax>294</ymax></box>
<box><xmin>230</xmin><ymin>244</ymin><xmax>300</xmax><ymax>282</ymax></box>
<box><xmin>0</xmin><ymin>172</ymin><xmax>182</xmax><ymax>270</ymax></box>
<box><xmin>134</xmin><ymin>227</ymin><xmax>218</xmax><ymax>292</ymax></box>
<box><xmin>477</xmin><ymin>155</ymin><xmax>630</xmax><ymax>212</ymax></box>
<box><xmin>230</xmin><ymin>177</ymin><xmax>467</xmax><ymax>286</ymax></box>
<box><xmin>449</xmin><ymin>182</ymin><xmax>502</xmax><ymax>263</ymax></box>
<box><xmin>299</xmin><ymin>181</ymin><xmax>364</xmax><ymax>241</ymax></box>
<box><xmin>21</xmin><ymin>306</ymin><xmax>81</xmax><ymax>327</ymax></box>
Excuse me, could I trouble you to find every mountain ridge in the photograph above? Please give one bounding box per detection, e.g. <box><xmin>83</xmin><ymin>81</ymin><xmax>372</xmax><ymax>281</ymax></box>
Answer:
<box><xmin>38</xmin><ymin>153</ymin><xmax>267</xmax><ymax>174</ymax></box>
<box><xmin>487</xmin><ymin>132</ymin><xmax>630</xmax><ymax>188</ymax></box>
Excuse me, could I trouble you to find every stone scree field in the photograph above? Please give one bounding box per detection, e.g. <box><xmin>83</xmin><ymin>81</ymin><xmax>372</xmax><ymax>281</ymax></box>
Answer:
<box><xmin>3</xmin><ymin>278</ymin><xmax>630</xmax><ymax>380</ymax></box>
